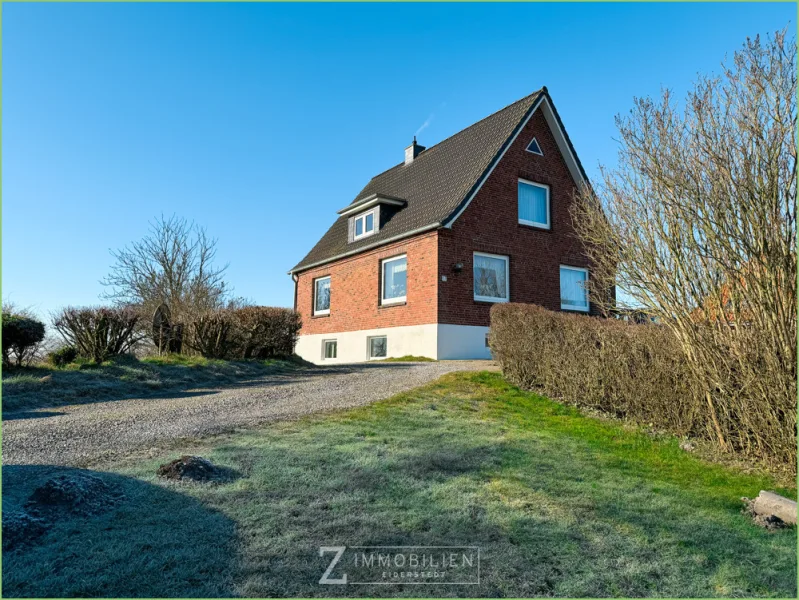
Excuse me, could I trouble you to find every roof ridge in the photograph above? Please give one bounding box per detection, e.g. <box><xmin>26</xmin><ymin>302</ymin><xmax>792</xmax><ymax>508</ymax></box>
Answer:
<box><xmin>361</xmin><ymin>88</ymin><xmax>544</xmax><ymax>185</ymax></box>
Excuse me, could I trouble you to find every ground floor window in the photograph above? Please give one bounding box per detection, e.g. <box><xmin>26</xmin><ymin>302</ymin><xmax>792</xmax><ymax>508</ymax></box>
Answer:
<box><xmin>322</xmin><ymin>339</ymin><xmax>337</xmax><ymax>359</ymax></box>
<box><xmin>560</xmin><ymin>265</ymin><xmax>589</xmax><ymax>312</ymax></box>
<box><xmin>474</xmin><ymin>252</ymin><xmax>509</xmax><ymax>302</ymax></box>
<box><xmin>368</xmin><ymin>335</ymin><xmax>387</xmax><ymax>359</ymax></box>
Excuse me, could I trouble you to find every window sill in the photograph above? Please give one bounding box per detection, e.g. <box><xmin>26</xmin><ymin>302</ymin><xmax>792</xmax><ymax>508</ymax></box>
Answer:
<box><xmin>311</xmin><ymin>313</ymin><xmax>330</xmax><ymax>319</ymax></box>
<box><xmin>561</xmin><ymin>307</ymin><xmax>590</xmax><ymax>314</ymax></box>
<box><xmin>379</xmin><ymin>301</ymin><xmax>407</xmax><ymax>309</ymax></box>
<box><xmin>473</xmin><ymin>298</ymin><xmax>509</xmax><ymax>305</ymax></box>
<box><xmin>518</xmin><ymin>222</ymin><xmax>551</xmax><ymax>232</ymax></box>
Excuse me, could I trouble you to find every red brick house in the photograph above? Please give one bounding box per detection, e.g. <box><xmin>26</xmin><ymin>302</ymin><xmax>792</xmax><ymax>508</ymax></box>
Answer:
<box><xmin>289</xmin><ymin>88</ymin><xmax>595</xmax><ymax>363</ymax></box>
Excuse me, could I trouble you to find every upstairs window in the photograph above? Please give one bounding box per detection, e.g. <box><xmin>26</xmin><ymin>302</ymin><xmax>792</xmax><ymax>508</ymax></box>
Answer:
<box><xmin>354</xmin><ymin>208</ymin><xmax>377</xmax><ymax>240</ymax></box>
<box><xmin>314</xmin><ymin>276</ymin><xmax>331</xmax><ymax>315</ymax></box>
<box><xmin>381</xmin><ymin>255</ymin><xmax>407</xmax><ymax>305</ymax></box>
<box><xmin>560</xmin><ymin>266</ymin><xmax>589</xmax><ymax>312</ymax></box>
<box><xmin>518</xmin><ymin>179</ymin><xmax>550</xmax><ymax>229</ymax></box>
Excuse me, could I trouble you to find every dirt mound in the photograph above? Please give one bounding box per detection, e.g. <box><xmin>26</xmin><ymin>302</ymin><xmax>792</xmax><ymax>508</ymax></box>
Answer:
<box><xmin>2</xmin><ymin>510</ymin><xmax>48</xmax><ymax>551</ymax></box>
<box><xmin>26</xmin><ymin>473</ymin><xmax>124</xmax><ymax>518</ymax></box>
<box><xmin>157</xmin><ymin>455</ymin><xmax>231</xmax><ymax>483</ymax></box>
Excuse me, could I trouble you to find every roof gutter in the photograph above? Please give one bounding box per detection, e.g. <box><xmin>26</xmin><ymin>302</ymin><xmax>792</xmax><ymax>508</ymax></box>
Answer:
<box><xmin>288</xmin><ymin>222</ymin><xmax>441</xmax><ymax>275</ymax></box>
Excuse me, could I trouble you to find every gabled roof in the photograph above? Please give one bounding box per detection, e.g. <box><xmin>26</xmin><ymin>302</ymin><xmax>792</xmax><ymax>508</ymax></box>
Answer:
<box><xmin>290</xmin><ymin>87</ymin><xmax>588</xmax><ymax>274</ymax></box>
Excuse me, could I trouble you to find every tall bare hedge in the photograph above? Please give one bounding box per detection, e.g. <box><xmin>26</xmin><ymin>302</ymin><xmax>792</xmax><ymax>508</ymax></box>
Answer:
<box><xmin>490</xmin><ymin>303</ymin><xmax>795</xmax><ymax>475</ymax></box>
<box><xmin>187</xmin><ymin>307</ymin><xmax>301</xmax><ymax>360</ymax></box>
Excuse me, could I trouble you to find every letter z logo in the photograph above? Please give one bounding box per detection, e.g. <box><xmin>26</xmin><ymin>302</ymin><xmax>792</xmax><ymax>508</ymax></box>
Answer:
<box><xmin>319</xmin><ymin>546</ymin><xmax>347</xmax><ymax>584</ymax></box>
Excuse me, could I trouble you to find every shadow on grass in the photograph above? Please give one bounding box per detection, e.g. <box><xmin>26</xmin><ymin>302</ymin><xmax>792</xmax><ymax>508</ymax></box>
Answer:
<box><xmin>2</xmin><ymin>465</ymin><xmax>237</xmax><ymax>598</ymax></box>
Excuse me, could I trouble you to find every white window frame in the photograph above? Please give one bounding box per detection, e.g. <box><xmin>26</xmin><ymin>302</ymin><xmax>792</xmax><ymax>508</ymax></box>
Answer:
<box><xmin>473</xmin><ymin>251</ymin><xmax>510</xmax><ymax>303</ymax></box>
<box><xmin>525</xmin><ymin>137</ymin><xmax>544</xmax><ymax>156</ymax></box>
<box><xmin>518</xmin><ymin>178</ymin><xmax>551</xmax><ymax>229</ymax></box>
<box><xmin>560</xmin><ymin>265</ymin><xmax>590</xmax><ymax>312</ymax></box>
<box><xmin>353</xmin><ymin>208</ymin><xmax>377</xmax><ymax>241</ymax></box>
<box><xmin>322</xmin><ymin>339</ymin><xmax>337</xmax><ymax>360</ymax></box>
<box><xmin>367</xmin><ymin>335</ymin><xmax>388</xmax><ymax>360</ymax></box>
<box><xmin>381</xmin><ymin>254</ymin><xmax>407</xmax><ymax>305</ymax></box>
<box><xmin>313</xmin><ymin>276</ymin><xmax>331</xmax><ymax>316</ymax></box>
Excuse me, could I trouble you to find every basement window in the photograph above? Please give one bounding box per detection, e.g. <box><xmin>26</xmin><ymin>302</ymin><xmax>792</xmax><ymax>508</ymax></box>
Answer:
<box><xmin>368</xmin><ymin>335</ymin><xmax>387</xmax><ymax>359</ymax></box>
<box><xmin>322</xmin><ymin>339</ymin><xmax>337</xmax><ymax>360</ymax></box>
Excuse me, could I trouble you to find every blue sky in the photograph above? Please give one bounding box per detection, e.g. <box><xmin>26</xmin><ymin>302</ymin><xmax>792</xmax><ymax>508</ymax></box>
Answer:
<box><xmin>3</xmin><ymin>2</ymin><xmax>793</xmax><ymax>320</ymax></box>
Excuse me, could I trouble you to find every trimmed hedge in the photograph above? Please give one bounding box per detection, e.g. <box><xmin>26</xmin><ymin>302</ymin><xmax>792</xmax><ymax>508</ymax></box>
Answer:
<box><xmin>188</xmin><ymin>307</ymin><xmax>301</xmax><ymax>360</ymax></box>
<box><xmin>490</xmin><ymin>303</ymin><xmax>794</xmax><ymax>475</ymax></box>
<box><xmin>490</xmin><ymin>303</ymin><xmax>696</xmax><ymax>431</ymax></box>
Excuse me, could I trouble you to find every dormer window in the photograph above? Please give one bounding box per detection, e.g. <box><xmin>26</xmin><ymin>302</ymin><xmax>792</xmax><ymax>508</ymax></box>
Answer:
<box><xmin>339</xmin><ymin>193</ymin><xmax>407</xmax><ymax>244</ymax></box>
<box><xmin>353</xmin><ymin>208</ymin><xmax>377</xmax><ymax>240</ymax></box>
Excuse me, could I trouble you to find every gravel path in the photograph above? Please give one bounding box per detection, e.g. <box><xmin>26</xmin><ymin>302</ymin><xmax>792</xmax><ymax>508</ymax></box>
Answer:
<box><xmin>2</xmin><ymin>361</ymin><xmax>494</xmax><ymax>467</ymax></box>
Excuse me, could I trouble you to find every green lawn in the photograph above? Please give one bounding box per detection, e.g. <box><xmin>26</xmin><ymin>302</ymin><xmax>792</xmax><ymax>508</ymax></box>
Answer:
<box><xmin>3</xmin><ymin>372</ymin><xmax>795</xmax><ymax>597</ymax></box>
<box><xmin>1</xmin><ymin>354</ymin><xmax>304</xmax><ymax>412</ymax></box>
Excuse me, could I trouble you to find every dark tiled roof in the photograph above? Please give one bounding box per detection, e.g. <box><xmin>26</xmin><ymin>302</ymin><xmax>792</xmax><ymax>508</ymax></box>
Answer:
<box><xmin>290</xmin><ymin>89</ymin><xmax>545</xmax><ymax>273</ymax></box>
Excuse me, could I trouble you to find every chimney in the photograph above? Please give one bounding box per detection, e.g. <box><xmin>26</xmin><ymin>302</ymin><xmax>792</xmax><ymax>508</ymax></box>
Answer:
<box><xmin>404</xmin><ymin>136</ymin><xmax>426</xmax><ymax>165</ymax></box>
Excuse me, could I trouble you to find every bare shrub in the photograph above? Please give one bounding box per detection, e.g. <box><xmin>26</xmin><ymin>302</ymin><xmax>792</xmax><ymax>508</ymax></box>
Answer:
<box><xmin>233</xmin><ymin>307</ymin><xmax>301</xmax><ymax>359</ymax></box>
<box><xmin>52</xmin><ymin>307</ymin><xmax>142</xmax><ymax>363</ymax></box>
<box><xmin>187</xmin><ymin>311</ymin><xmax>236</xmax><ymax>359</ymax></box>
<box><xmin>187</xmin><ymin>307</ymin><xmax>301</xmax><ymax>359</ymax></box>
<box><xmin>571</xmin><ymin>30</ymin><xmax>796</xmax><ymax>471</ymax></box>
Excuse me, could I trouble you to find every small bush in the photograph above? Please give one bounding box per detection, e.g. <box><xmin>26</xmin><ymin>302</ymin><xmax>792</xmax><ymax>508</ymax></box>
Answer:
<box><xmin>48</xmin><ymin>346</ymin><xmax>78</xmax><ymax>367</ymax></box>
<box><xmin>2</xmin><ymin>312</ymin><xmax>46</xmax><ymax>367</ymax></box>
<box><xmin>52</xmin><ymin>307</ymin><xmax>142</xmax><ymax>363</ymax></box>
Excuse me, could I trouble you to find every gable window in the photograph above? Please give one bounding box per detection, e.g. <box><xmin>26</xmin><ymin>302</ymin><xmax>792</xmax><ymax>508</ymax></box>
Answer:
<box><xmin>368</xmin><ymin>335</ymin><xmax>387</xmax><ymax>359</ymax></box>
<box><xmin>560</xmin><ymin>265</ymin><xmax>589</xmax><ymax>312</ymax></box>
<box><xmin>518</xmin><ymin>179</ymin><xmax>550</xmax><ymax>229</ymax></box>
<box><xmin>353</xmin><ymin>208</ymin><xmax>377</xmax><ymax>240</ymax></box>
<box><xmin>473</xmin><ymin>252</ymin><xmax>509</xmax><ymax>303</ymax></box>
<box><xmin>381</xmin><ymin>255</ymin><xmax>407</xmax><ymax>305</ymax></box>
<box><xmin>322</xmin><ymin>339</ymin><xmax>337</xmax><ymax>359</ymax></box>
<box><xmin>526</xmin><ymin>137</ymin><xmax>544</xmax><ymax>156</ymax></box>
<box><xmin>313</xmin><ymin>276</ymin><xmax>331</xmax><ymax>315</ymax></box>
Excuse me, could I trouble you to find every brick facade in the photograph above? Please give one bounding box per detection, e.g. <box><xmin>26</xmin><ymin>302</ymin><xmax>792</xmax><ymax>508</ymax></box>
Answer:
<box><xmin>438</xmin><ymin>109</ymin><xmax>594</xmax><ymax>327</ymax></box>
<box><xmin>296</xmin><ymin>231</ymin><xmax>438</xmax><ymax>335</ymax></box>
<box><xmin>295</xmin><ymin>107</ymin><xmax>593</xmax><ymax>336</ymax></box>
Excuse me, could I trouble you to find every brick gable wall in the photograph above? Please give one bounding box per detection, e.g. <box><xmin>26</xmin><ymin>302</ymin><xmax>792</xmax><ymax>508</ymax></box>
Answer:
<box><xmin>296</xmin><ymin>231</ymin><xmax>438</xmax><ymax>335</ymax></box>
<box><xmin>437</xmin><ymin>109</ymin><xmax>595</xmax><ymax>327</ymax></box>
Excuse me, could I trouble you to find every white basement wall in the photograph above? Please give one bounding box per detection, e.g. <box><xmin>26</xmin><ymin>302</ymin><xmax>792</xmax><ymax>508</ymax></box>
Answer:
<box><xmin>294</xmin><ymin>324</ymin><xmax>492</xmax><ymax>364</ymax></box>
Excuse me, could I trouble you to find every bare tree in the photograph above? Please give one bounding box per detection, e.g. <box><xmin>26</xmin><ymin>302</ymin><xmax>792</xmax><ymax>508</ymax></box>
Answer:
<box><xmin>572</xmin><ymin>30</ymin><xmax>796</xmax><ymax>466</ymax></box>
<box><xmin>101</xmin><ymin>215</ymin><xmax>230</xmax><ymax>327</ymax></box>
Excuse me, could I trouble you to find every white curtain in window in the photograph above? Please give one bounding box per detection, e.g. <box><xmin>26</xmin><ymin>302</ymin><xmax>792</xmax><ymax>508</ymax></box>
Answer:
<box><xmin>474</xmin><ymin>255</ymin><xmax>507</xmax><ymax>299</ymax></box>
<box><xmin>560</xmin><ymin>268</ymin><xmax>587</xmax><ymax>309</ymax></box>
<box><xmin>518</xmin><ymin>182</ymin><xmax>548</xmax><ymax>225</ymax></box>
<box><xmin>383</xmin><ymin>258</ymin><xmax>407</xmax><ymax>300</ymax></box>
<box><xmin>315</xmin><ymin>278</ymin><xmax>330</xmax><ymax>312</ymax></box>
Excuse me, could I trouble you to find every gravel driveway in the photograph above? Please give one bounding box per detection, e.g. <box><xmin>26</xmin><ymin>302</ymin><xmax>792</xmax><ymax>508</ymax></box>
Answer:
<box><xmin>2</xmin><ymin>361</ymin><xmax>494</xmax><ymax>467</ymax></box>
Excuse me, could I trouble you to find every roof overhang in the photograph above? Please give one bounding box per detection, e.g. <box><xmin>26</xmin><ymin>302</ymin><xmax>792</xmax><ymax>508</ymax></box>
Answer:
<box><xmin>337</xmin><ymin>193</ymin><xmax>407</xmax><ymax>217</ymax></box>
